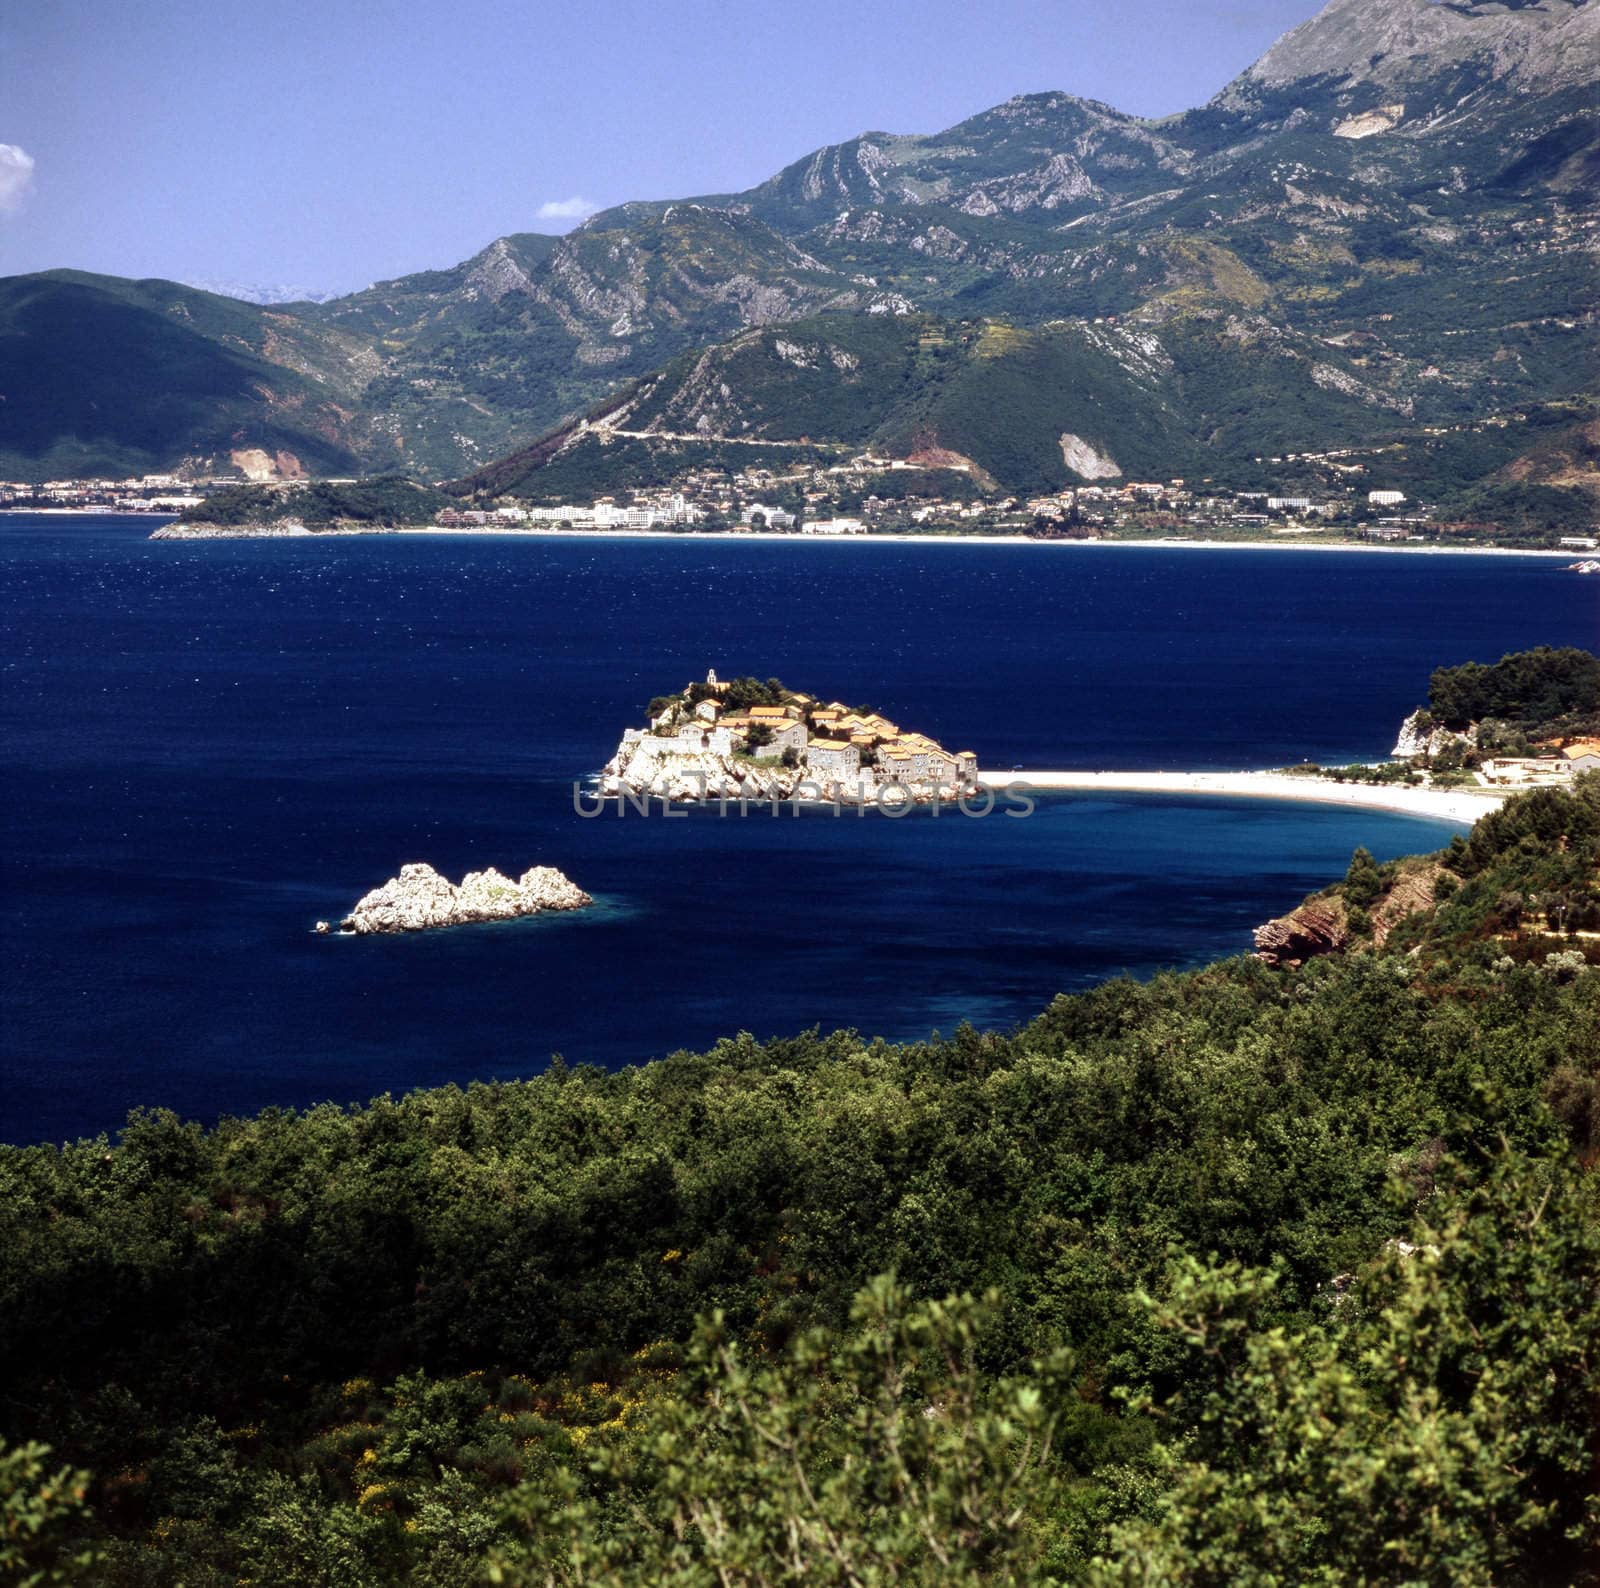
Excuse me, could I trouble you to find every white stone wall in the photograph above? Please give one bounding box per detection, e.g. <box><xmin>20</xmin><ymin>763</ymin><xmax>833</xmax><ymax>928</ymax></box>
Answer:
<box><xmin>808</xmin><ymin>743</ymin><xmax>861</xmax><ymax>780</ymax></box>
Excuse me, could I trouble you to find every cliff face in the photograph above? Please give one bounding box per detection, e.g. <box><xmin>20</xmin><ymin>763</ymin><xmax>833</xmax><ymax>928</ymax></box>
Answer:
<box><xmin>1373</xmin><ymin>866</ymin><xmax>1442</xmax><ymax>948</ymax></box>
<box><xmin>1230</xmin><ymin>0</ymin><xmax>1599</xmax><ymax>99</ymax></box>
<box><xmin>602</xmin><ymin>741</ymin><xmax>880</xmax><ymax>806</ymax></box>
<box><xmin>1393</xmin><ymin>708</ymin><xmax>1480</xmax><ymax>760</ymax></box>
<box><xmin>1253</xmin><ymin>896</ymin><xmax>1351</xmax><ymax>969</ymax></box>
<box><xmin>1254</xmin><ymin>860</ymin><xmax>1444</xmax><ymax>967</ymax></box>
<box><xmin>605</xmin><ymin>740</ymin><xmax>786</xmax><ymax>802</ymax></box>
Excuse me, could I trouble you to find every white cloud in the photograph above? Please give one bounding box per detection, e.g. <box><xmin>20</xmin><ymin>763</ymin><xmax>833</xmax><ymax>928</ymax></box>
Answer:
<box><xmin>0</xmin><ymin>144</ymin><xmax>35</xmax><ymax>212</ymax></box>
<box><xmin>536</xmin><ymin>195</ymin><xmax>598</xmax><ymax>222</ymax></box>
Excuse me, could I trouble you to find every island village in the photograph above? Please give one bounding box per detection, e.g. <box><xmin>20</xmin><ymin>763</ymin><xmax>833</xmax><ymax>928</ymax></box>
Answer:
<box><xmin>602</xmin><ymin>671</ymin><xmax>980</xmax><ymax>807</ymax></box>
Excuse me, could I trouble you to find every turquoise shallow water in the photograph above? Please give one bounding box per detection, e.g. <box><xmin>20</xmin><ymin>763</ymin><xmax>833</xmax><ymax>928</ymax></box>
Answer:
<box><xmin>3</xmin><ymin>517</ymin><xmax>1594</xmax><ymax>1143</ymax></box>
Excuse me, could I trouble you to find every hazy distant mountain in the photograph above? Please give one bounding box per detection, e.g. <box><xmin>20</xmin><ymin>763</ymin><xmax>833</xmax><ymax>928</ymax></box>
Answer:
<box><xmin>1</xmin><ymin>0</ymin><xmax>1594</xmax><ymax>489</ymax></box>
<box><xmin>180</xmin><ymin>279</ymin><xmax>351</xmax><ymax>305</ymax></box>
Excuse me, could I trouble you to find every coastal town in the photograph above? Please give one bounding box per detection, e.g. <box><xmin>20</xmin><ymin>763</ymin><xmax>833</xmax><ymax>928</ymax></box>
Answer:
<box><xmin>603</xmin><ymin>671</ymin><xmax>979</xmax><ymax>806</ymax></box>
<box><xmin>9</xmin><ymin>451</ymin><xmax>1596</xmax><ymax>554</ymax></box>
<box><xmin>436</xmin><ymin>467</ymin><xmax>1461</xmax><ymax>543</ymax></box>
<box><xmin>0</xmin><ymin>474</ymin><xmax>210</xmax><ymax>514</ymax></box>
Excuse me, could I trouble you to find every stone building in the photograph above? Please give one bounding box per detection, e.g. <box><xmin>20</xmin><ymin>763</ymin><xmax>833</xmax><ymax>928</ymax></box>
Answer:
<box><xmin>807</xmin><ymin>738</ymin><xmax>861</xmax><ymax>781</ymax></box>
<box><xmin>747</xmin><ymin>720</ymin><xmax>809</xmax><ymax>760</ymax></box>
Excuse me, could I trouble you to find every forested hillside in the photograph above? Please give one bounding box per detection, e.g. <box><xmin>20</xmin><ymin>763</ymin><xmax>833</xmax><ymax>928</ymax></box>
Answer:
<box><xmin>3</xmin><ymin>776</ymin><xmax>1597</xmax><ymax>1585</ymax></box>
<box><xmin>1425</xmin><ymin>644</ymin><xmax>1600</xmax><ymax>736</ymax></box>
<box><xmin>0</xmin><ymin>272</ymin><xmax>371</xmax><ymax>480</ymax></box>
<box><xmin>173</xmin><ymin>477</ymin><xmax>450</xmax><ymax>530</ymax></box>
<box><xmin>458</xmin><ymin>310</ymin><xmax>1421</xmax><ymax>502</ymax></box>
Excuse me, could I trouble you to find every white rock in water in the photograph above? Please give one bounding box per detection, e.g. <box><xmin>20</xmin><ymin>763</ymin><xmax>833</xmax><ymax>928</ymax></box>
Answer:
<box><xmin>150</xmin><ymin>519</ymin><xmax>317</xmax><ymax>539</ymax></box>
<box><xmin>515</xmin><ymin>865</ymin><xmax>592</xmax><ymax>912</ymax></box>
<box><xmin>456</xmin><ymin>866</ymin><xmax>529</xmax><ymax>921</ymax></box>
<box><xmin>335</xmin><ymin>861</ymin><xmax>591</xmax><ymax>935</ymax></box>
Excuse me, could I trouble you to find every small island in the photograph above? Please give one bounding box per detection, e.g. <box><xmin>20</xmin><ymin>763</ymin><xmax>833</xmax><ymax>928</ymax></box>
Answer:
<box><xmin>603</xmin><ymin>671</ymin><xmax>979</xmax><ymax>807</ymax></box>
<box><xmin>320</xmin><ymin>861</ymin><xmax>591</xmax><ymax>935</ymax></box>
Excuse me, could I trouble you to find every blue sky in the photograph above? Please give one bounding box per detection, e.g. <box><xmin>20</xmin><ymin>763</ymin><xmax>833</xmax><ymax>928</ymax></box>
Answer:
<box><xmin>0</xmin><ymin>0</ymin><xmax>1320</xmax><ymax>292</ymax></box>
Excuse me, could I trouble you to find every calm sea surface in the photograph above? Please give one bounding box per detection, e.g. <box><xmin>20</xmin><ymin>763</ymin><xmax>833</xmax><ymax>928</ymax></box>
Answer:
<box><xmin>3</xmin><ymin>516</ymin><xmax>1595</xmax><ymax>1143</ymax></box>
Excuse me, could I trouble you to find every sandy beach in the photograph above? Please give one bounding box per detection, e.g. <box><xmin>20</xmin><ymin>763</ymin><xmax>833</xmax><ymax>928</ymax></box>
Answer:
<box><xmin>978</xmin><ymin>769</ymin><xmax>1508</xmax><ymax>824</ymax></box>
<box><xmin>131</xmin><ymin>518</ymin><xmax>1585</xmax><ymax>558</ymax></box>
<box><xmin>381</xmin><ymin>528</ymin><xmax>1578</xmax><ymax>558</ymax></box>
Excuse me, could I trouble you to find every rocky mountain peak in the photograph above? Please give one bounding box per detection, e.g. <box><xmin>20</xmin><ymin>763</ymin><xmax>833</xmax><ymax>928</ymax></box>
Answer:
<box><xmin>465</xmin><ymin>238</ymin><xmax>535</xmax><ymax>302</ymax></box>
<box><xmin>1234</xmin><ymin>0</ymin><xmax>1598</xmax><ymax>95</ymax></box>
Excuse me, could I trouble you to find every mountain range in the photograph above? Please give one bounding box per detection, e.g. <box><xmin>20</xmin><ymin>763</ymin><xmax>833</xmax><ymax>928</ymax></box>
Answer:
<box><xmin>2</xmin><ymin>0</ymin><xmax>1595</xmax><ymax>508</ymax></box>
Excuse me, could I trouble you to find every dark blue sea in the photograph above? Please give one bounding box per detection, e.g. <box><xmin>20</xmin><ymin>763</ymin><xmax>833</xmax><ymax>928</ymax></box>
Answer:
<box><xmin>3</xmin><ymin>515</ymin><xmax>1594</xmax><ymax>1144</ymax></box>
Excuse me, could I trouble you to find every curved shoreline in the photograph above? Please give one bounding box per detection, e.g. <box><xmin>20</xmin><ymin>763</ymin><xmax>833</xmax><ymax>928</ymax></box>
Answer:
<box><xmin>411</xmin><ymin>530</ymin><xmax>1574</xmax><ymax>557</ymax></box>
<box><xmin>139</xmin><ymin>520</ymin><xmax>1580</xmax><ymax>558</ymax></box>
<box><xmin>980</xmin><ymin>769</ymin><xmax>1506</xmax><ymax>825</ymax></box>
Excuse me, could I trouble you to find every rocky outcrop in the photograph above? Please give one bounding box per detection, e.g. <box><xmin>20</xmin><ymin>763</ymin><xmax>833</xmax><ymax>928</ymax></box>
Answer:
<box><xmin>1058</xmin><ymin>433</ymin><xmax>1121</xmax><ymax>480</ymax></box>
<box><xmin>1230</xmin><ymin>0</ymin><xmax>1600</xmax><ymax>99</ymax></box>
<box><xmin>1392</xmin><ymin>709</ymin><xmax>1477</xmax><ymax>761</ymax></box>
<box><xmin>1373</xmin><ymin>865</ymin><xmax>1441</xmax><ymax>948</ymax></box>
<box><xmin>152</xmin><ymin>520</ymin><xmax>318</xmax><ymax>539</ymax></box>
<box><xmin>324</xmin><ymin>862</ymin><xmax>590</xmax><ymax>935</ymax></box>
<box><xmin>1253</xmin><ymin>896</ymin><xmax>1350</xmax><ymax>969</ymax></box>
<box><xmin>1256</xmin><ymin>862</ymin><xmax>1443</xmax><ymax>966</ymax></box>
<box><xmin>603</xmin><ymin>744</ymin><xmax>902</xmax><ymax>806</ymax></box>
<box><xmin>1333</xmin><ymin>104</ymin><xmax>1405</xmax><ymax>140</ymax></box>
<box><xmin>151</xmin><ymin>519</ymin><xmax>423</xmax><ymax>540</ymax></box>
<box><xmin>601</xmin><ymin>737</ymin><xmax>965</xmax><ymax>808</ymax></box>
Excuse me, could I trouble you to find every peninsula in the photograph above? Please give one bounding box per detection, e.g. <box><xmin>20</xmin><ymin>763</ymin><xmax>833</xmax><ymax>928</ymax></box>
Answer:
<box><xmin>151</xmin><ymin>478</ymin><xmax>449</xmax><ymax>539</ymax></box>
<box><xmin>987</xmin><ymin>647</ymin><xmax>1600</xmax><ymax>827</ymax></box>
<box><xmin>321</xmin><ymin>861</ymin><xmax>591</xmax><ymax>935</ymax></box>
<box><xmin>603</xmin><ymin>672</ymin><xmax>978</xmax><ymax>806</ymax></box>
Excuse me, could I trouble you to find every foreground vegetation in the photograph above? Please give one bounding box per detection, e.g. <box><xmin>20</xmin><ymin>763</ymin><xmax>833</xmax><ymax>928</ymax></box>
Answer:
<box><xmin>3</xmin><ymin>778</ymin><xmax>1598</xmax><ymax>1585</ymax></box>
